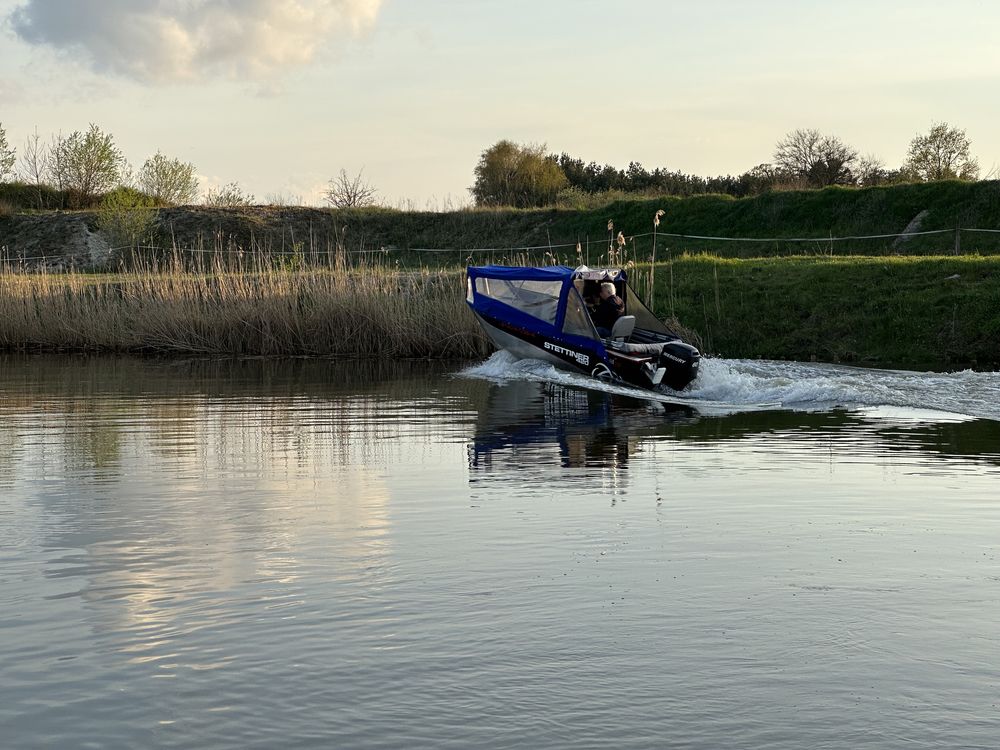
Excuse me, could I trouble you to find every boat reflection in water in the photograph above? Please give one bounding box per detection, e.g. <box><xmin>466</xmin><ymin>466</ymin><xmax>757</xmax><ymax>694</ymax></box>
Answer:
<box><xmin>468</xmin><ymin>380</ymin><xmax>697</xmax><ymax>482</ymax></box>
<box><xmin>466</xmin><ymin>377</ymin><xmax>1000</xmax><ymax>486</ymax></box>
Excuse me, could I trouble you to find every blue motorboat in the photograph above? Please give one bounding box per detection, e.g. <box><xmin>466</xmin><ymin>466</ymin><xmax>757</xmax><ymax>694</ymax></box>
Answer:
<box><xmin>465</xmin><ymin>265</ymin><xmax>700</xmax><ymax>391</ymax></box>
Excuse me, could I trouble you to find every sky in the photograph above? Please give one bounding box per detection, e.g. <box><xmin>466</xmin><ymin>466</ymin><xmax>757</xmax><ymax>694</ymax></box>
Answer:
<box><xmin>2</xmin><ymin>0</ymin><xmax>1000</xmax><ymax>207</ymax></box>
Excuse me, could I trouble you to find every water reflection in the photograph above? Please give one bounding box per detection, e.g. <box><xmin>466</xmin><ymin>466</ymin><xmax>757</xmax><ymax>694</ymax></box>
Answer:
<box><xmin>0</xmin><ymin>355</ymin><xmax>419</xmax><ymax>693</ymax></box>
<box><xmin>4</xmin><ymin>354</ymin><xmax>1000</xmax><ymax>490</ymax></box>
<box><xmin>3</xmin><ymin>354</ymin><xmax>1000</xmax><ymax>749</ymax></box>
<box><xmin>469</xmin><ymin>380</ymin><xmax>696</xmax><ymax>478</ymax></box>
<box><xmin>466</xmin><ymin>377</ymin><xmax>1000</xmax><ymax>479</ymax></box>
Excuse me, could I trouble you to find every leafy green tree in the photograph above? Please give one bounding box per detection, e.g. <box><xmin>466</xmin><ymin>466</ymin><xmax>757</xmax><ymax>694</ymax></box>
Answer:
<box><xmin>471</xmin><ymin>140</ymin><xmax>568</xmax><ymax>207</ymax></box>
<box><xmin>139</xmin><ymin>151</ymin><xmax>199</xmax><ymax>205</ymax></box>
<box><xmin>52</xmin><ymin>124</ymin><xmax>127</xmax><ymax>202</ymax></box>
<box><xmin>0</xmin><ymin>123</ymin><xmax>15</xmax><ymax>181</ymax></box>
<box><xmin>903</xmin><ymin>123</ymin><xmax>979</xmax><ymax>181</ymax></box>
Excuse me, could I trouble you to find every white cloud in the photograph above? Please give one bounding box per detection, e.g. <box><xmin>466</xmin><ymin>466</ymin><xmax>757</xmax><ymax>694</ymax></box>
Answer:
<box><xmin>8</xmin><ymin>0</ymin><xmax>383</xmax><ymax>83</ymax></box>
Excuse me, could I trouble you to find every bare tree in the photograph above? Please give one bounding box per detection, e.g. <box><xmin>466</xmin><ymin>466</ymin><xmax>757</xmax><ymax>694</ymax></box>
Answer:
<box><xmin>139</xmin><ymin>151</ymin><xmax>199</xmax><ymax>205</ymax></box>
<box><xmin>0</xmin><ymin>122</ymin><xmax>15</xmax><ymax>181</ymax></box>
<box><xmin>18</xmin><ymin>128</ymin><xmax>46</xmax><ymax>184</ymax></box>
<box><xmin>903</xmin><ymin>122</ymin><xmax>979</xmax><ymax>181</ymax></box>
<box><xmin>854</xmin><ymin>153</ymin><xmax>890</xmax><ymax>188</ymax></box>
<box><xmin>325</xmin><ymin>168</ymin><xmax>378</xmax><ymax>209</ymax></box>
<box><xmin>774</xmin><ymin>128</ymin><xmax>858</xmax><ymax>187</ymax></box>
<box><xmin>773</xmin><ymin>128</ymin><xmax>824</xmax><ymax>179</ymax></box>
<box><xmin>17</xmin><ymin>127</ymin><xmax>49</xmax><ymax>207</ymax></box>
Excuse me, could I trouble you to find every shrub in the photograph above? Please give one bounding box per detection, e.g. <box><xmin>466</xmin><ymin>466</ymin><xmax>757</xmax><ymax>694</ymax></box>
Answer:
<box><xmin>472</xmin><ymin>140</ymin><xmax>568</xmax><ymax>208</ymax></box>
<box><xmin>97</xmin><ymin>186</ymin><xmax>158</xmax><ymax>251</ymax></box>
<box><xmin>204</xmin><ymin>182</ymin><xmax>255</xmax><ymax>207</ymax></box>
<box><xmin>139</xmin><ymin>152</ymin><xmax>199</xmax><ymax>205</ymax></box>
<box><xmin>325</xmin><ymin>169</ymin><xmax>377</xmax><ymax>209</ymax></box>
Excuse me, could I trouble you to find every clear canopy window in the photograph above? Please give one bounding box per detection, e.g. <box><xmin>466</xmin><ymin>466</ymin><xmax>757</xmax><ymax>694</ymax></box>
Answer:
<box><xmin>562</xmin><ymin>287</ymin><xmax>599</xmax><ymax>339</ymax></box>
<box><xmin>474</xmin><ymin>278</ymin><xmax>563</xmax><ymax>325</ymax></box>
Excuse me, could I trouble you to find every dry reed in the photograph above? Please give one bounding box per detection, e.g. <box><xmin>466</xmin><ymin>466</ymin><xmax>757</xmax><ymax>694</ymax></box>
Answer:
<box><xmin>0</xmin><ymin>255</ymin><xmax>490</xmax><ymax>359</ymax></box>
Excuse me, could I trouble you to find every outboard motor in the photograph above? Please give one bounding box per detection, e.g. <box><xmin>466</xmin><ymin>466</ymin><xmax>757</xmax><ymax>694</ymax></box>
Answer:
<box><xmin>658</xmin><ymin>341</ymin><xmax>701</xmax><ymax>391</ymax></box>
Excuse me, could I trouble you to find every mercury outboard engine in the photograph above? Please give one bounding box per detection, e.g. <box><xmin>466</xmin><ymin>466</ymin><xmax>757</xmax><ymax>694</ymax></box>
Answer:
<box><xmin>658</xmin><ymin>341</ymin><xmax>701</xmax><ymax>391</ymax></box>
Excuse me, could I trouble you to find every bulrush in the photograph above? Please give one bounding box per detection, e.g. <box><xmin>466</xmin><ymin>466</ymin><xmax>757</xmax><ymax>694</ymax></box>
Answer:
<box><xmin>0</xmin><ymin>255</ymin><xmax>490</xmax><ymax>358</ymax></box>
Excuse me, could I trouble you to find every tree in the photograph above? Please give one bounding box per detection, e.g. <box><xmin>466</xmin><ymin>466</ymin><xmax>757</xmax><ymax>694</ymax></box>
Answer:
<box><xmin>903</xmin><ymin>122</ymin><xmax>979</xmax><ymax>181</ymax></box>
<box><xmin>324</xmin><ymin>168</ymin><xmax>377</xmax><ymax>209</ymax></box>
<box><xmin>773</xmin><ymin>128</ymin><xmax>858</xmax><ymax>187</ymax></box>
<box><xmin>16</xmin><ymin>127</ymin><xmax>50</xmax><ymax>208</ymax></box>
<box><xmin>471</xmin><ymin>140</ymin><xmax>568</xmax><ymax>207</ymax></box>
<box><xmin>18</xmin><ymin>128</ymin><xmax>46</xmax><ymax>184</ymax></box>
<box><xmin>0</xmin><ymin>122</ymin><xmax>15</xmax><ymax>181</ymax></box>
<box><xmin>51</xmin><ymin>124</ymin><xmax>127</xmax><ymax>202</ymax></box>
<box><xmin>138</xmin><ymin>151</ymin><xmax>199</xmax><ymax>205</ymax></box>
<box><xmin>203</xmin><ymin>182</ymin><xmax>254</xmax><ymax>207</ymax></box>
<box><xmin>854</xmin><ymin>153</ymin><xmax>889</xmax><ymax>188</ymax></box>
<box><xmin>737</xmin><ymin>163</ymin><xmax>781</xmax><ymax>195</ymax></box>
<box><xmin>47</xmin><ymin>132</ymin><xmax>66</xmax><ymax>193</ymax></box>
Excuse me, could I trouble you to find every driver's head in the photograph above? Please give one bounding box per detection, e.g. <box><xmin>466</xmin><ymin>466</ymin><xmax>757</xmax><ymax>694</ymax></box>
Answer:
<box><xmin>600</xmin><ymin>282</ymin><xmax>616</xmax><ymax>299</ymax></box>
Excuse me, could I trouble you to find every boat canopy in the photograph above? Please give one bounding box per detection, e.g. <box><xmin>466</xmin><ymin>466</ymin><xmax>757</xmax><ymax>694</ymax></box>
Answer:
<box><xmin>466</xmin><ymin>265</ymin><xmax>625</xmax><ymax>284</ymax></box>
<box><xmin>466</xmin><ymin>264</ymin><xmax>669</xmax><ymax>341</ymax></box>
<box><xmin>467</xmin><ymin>265</ymin><xmax>609</xmax><ymax>346</ymax></box>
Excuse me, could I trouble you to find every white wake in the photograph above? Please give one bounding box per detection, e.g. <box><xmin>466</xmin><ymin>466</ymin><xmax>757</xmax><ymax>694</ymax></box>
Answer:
<box><xmin>460</xmin><ymin>351</ymin><xmax>1000</xmax><ymax>421</ymax></box>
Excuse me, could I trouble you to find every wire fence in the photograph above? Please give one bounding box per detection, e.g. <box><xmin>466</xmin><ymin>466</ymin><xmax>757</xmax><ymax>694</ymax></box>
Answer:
<box><xmin>1</xmin><ymin>226</ymin><xmax>996</xmax><ymax>270</ymax></box>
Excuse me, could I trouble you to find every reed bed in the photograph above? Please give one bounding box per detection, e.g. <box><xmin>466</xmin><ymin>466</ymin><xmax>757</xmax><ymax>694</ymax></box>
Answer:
<box><xmin>0</xmin><ymin>255</ymin><xmax>490</xmax><ymax>358</ymax></box>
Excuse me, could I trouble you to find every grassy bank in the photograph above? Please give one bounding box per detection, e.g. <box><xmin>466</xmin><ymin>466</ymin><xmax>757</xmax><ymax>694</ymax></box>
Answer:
<box><xmin>140</xmin><ymin>179</ymin><xmax>1000</xmax><ymax>260</ymax></box>
<box><xmin>1</xmin><ymin>254</ymin><xmax>997</xmax><ymax>370</ymax></box>
<box><xmin>4</xmin><ymin>180</ymin><xmax>1000</xmax><ymax>270</ymax></box>
<box><xmin>655</xmin><ymin>255</ymin><xmax>1000</xmax><ymax>369</ymax></box>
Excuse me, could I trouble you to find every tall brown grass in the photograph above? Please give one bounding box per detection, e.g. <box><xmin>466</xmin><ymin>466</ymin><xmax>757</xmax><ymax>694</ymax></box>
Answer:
<box><xmin>0</xmin><ymin>255</ymin><xmax>489</xmax><ymax>358</ymax></box>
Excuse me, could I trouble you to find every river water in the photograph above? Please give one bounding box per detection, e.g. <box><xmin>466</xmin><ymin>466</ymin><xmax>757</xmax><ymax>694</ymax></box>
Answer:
<box><xmin>2</xmin><ymin>354</ymin><xmax>999</xmax><ymax>749</ymax></box>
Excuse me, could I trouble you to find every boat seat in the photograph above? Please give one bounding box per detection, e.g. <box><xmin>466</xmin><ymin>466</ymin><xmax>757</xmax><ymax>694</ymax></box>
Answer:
<box><xmin>610</xmin><ymin>315</ymin><xmax>635</xmax><ymax>342</ymax></box>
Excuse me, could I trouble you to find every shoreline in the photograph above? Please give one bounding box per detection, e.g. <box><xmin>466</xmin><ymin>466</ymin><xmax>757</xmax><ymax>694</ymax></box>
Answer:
<box><xmin>2</xmin><ymin>254</ymin><xmax>998</xmax><ymax>371</ymax></box>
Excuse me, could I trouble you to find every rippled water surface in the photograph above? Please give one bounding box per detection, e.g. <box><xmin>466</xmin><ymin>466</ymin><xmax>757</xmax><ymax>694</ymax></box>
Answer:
<box><xmin>2</xmin><ymin>354</ymin><xmax>999</xmax><ymax>749</ymax></box>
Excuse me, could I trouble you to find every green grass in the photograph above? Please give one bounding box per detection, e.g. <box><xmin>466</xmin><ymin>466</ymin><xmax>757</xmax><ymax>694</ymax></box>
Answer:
<box><xmin>5</xmin><ymin>180</ymin><xmax>1000</xmax><ymax>270</ymax></box>
<box><xmin>651</xmin><ymin>254</ymin><xmax>1000</xmax><ymax>369</ymax></box>
<box><xmin>195</xmin><ymin>180</ymin><xmax>1000</xmax><ymax>265</ymax></box>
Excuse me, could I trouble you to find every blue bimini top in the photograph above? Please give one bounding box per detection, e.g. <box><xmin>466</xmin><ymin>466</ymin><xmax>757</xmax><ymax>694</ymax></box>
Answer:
<box><xmin>466</xmin><ymin>265</ymin><xmax>624</xmax><ymax>355</ymax></box>
<box><xmin>467</xmin><ymin>264</ymin><xmax>576</xmax><ymax>283</ymax></box>
<box><xmin>466</xmin><ymin>265</ymin><xmax>626</xmax><ymax>284</ymax></box>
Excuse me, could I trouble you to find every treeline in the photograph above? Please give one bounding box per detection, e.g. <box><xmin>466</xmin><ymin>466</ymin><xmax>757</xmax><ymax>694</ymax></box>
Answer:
<box><xmin>0</xmin><ymin>123</ymin><xmax>208</xmax><ymax>210</ymax></box>
<box><xmin>555</xmin><ymin>156</ymin><xmax>778</xmax><ymax>199</ymax></box>
<box><xmin>0</xmin><ymin>122</ymin><xmax>378</xmax><ymax>213</ymax></box>
<box><xmin>472</xmin><ymin>123</ymin><xmax>986</xmax><ymax>208</ymax></box>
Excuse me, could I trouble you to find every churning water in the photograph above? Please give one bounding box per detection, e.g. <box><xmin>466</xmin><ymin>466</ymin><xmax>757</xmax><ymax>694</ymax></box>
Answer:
<box><xmin>1</xmin><ymin>354</ymin><xmax>999</xmax><ymax>749</ymax></box>
<box><xmin>465</xmin><ymin>350</ymin><xmax>1000</xmax><ymax>420</ymax></box>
